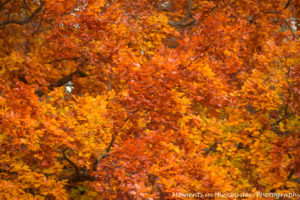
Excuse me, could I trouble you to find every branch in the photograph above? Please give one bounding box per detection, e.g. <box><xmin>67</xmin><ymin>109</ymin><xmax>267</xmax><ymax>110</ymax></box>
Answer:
<box><xmin>31</xmin><ymin>8</ymin><xmax>47</xmax><ymax>36</ymax></box>
<box><xmin>285</xmin><ymin>20</ymin><xmax>299</xmax><ymax>40</ymax></box>
<box><xmin>50</xmin><ymin>69</ymin><xmax>87</xmax><ymax>89</ymax></box>
<box><xmin>0</xmin><ymin>3</ymin><xmax>44</xmax><ymax>27</ymax></box>
<box><xmin>61</xmin><ymin>150</ymin><xmax>96</xmax><ymax>183</ymax></box>
<box><xmin>63</xmin><ymin>173</ymin><xmax>95</xmax><ymax>183</ymax></box>
<box><xmin>6</xmin><ymin>0</ymin><xmax>15</xmax><ymax>21</ymax></box>
<box><xmin>34</xmin><ymin>57</ymin><xmax>90</xmax><ymax>97</ymax></box>
<box><xmin>168</xmin><ymin>17</ymin><xmax>196</xmax><ymax>28</ymax></box>
<box><xmin>287</xmin><ymin>168</ymin><xmax>294</xmax><ymax>180</ymax></box>
<box><xmin>47</xmin><ymin>57</ymin><xmax>81</xmax><ymax>64</ymax></box>
<box><xmin>0</xmin><ymin>0</ymin><xmax>10</xmax><ymax>10</ymax></box>
<box><xmin>62</xmin><ymin>149</ymin><xmax>80</xmax><ymax>175</ymax></box>
<box><xmin>107</xmin><ymin>108</ymin><xmax>140</xmax><ymax>153</ymax></box>
<box><xmin>230</xmin><ymin>0</ymin><xmax>238</xmax><ymax>5</ymax></box>
<box><xmin>35</xmin><ymin>68</ymin><xmax>87</xmax><ymax>97</ymax></box>
<box><xmin>0</xmin><ymin>168</ymin><xmax>18</xmax><ymax>175</ymax></box>
<box><xmin>47</xmin><ymin>57</ymin><xmax>87</xmax><ymax>89</ymax></box>
<box><xmin>93</xmin><ymin>108</ymin><xmax>140</xmax><ymax>170</ymax></box>
<box><xmin>186</xmin><ymin>0</ymin><xmax>193</xmax><ymax>18</ymax></box>
<box><xmin>270</xmin><ymin>112</ymin><xmax>295</xmax><ymax>126</ymax></box>
<box><xmin>283</xmin><ymin>0</ymin><xmax>290</xmax><ymax>9</ymax></box>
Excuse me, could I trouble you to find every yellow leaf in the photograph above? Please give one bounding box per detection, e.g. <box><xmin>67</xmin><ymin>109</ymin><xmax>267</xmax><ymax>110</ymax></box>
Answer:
<box><xmin>279</xmin><ymin>122</ymin><xmax>285</xmax><ymax>132</ymax></box>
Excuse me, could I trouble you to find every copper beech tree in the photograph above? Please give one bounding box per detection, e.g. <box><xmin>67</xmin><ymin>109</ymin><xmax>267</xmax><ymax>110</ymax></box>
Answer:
<box><xmin>0</xmin><ymin>0</ymin><xmax>299</xmax><ymax>199</ymax></box>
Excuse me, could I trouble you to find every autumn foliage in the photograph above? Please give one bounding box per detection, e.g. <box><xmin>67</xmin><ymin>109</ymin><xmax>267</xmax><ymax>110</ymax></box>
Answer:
<box><xmin>0</xmin><ymin>0</ymin><xmax>300</xmax><ymax>199</ymax></box>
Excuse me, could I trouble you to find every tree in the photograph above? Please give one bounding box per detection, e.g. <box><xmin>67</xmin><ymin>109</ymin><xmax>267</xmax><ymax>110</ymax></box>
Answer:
<box><xmin>0</xmin><ymin>0</ymin><xmax>299</xmax><ymax>199</ymax></box>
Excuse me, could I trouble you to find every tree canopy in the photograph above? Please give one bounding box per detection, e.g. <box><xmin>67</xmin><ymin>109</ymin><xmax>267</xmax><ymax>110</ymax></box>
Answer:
<box><xmin>0</xmin><ymin>0</ymin><xmax>299</xmax><ymax>199</ymax></box>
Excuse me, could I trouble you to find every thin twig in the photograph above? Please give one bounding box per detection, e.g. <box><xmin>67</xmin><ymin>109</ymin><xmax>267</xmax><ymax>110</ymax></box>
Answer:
<box><xmin>287</xmin><ymin>168</ymin><xmax>294</xmax><ymax>180</ymax></box>
<box><xmin>93</xmin><ymin>108</ymin><xmax>140</xmax><ymax>170</ymax></box>
<box><xmin>0</xmin><ymin>0</ymin><xmax>10</xmax><ymax>10</ymax></box>
<box><xmin>6</xmin><ymin>0</ymin><xmax>15</xmax><ymax>21</ymax></box>
<box><xmin>270</xmin><ymin>112</ymin><xmax>295</xmax><ymax>126</ymax></box>
<box><xmin>0</xmin><ymin>3</ymin><xmax>44</xmax><ymax>27</ymax></box>
<box><xmin>186</xmin><ymin>0</ymin><xmax>193</xmax><ymax>18</ymax></box>
<box><xmin>285</xmin><ymin>20</ymin><xmax>299</xmax><ymax>40</ymax></box>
